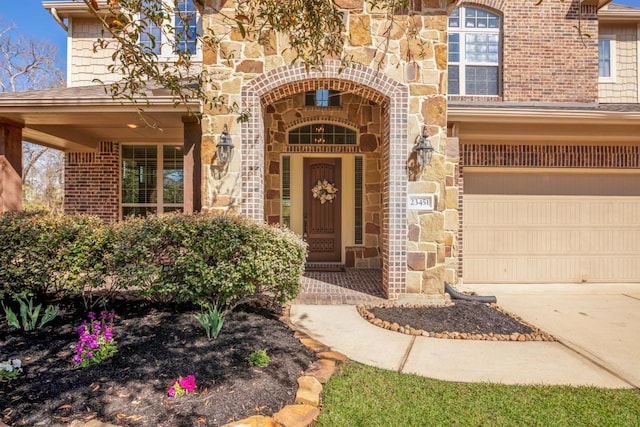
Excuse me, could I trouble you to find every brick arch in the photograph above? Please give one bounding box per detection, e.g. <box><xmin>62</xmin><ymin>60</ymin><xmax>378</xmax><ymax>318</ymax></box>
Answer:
<box><xmin>241</xmin><ymin>59</ymin><xmax>409</xmax><ymax>297</ymax></box>
<box><xmin>452</xmin><ymin>0</ymin><xmax>505</xmax><ymax>14</ymax></box>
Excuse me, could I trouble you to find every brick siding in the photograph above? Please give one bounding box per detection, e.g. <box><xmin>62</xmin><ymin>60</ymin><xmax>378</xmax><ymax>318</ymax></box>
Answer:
<box><xmin>64</xmin><ymin>142</ymin><xmax>119</xmax><ymax>222</ymax></box>
<box><xmin>451</xmin><ymin>0</ymin><xmax>599</xmax><ymax>103</ymax></box>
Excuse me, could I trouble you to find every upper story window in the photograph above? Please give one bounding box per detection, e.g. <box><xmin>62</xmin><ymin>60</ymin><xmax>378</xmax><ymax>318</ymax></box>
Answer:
<box><xmin>598</xmin><ymin>36</ymin><xmax>616</xmax><ymax>82</ymax></box>
<box><xmin>448</xmin><ymin>7</ymin><xmax>501</xmax><ymax>96</ymax></box>
<box><xmin>139</xmin><ymin>0</ymin><xmax>200</xmax><ymax>58</ymax></box>
<box><xmin>304</xmin><ymin>90</ymin><xmax>341</xmax><ymax>107</ymax></box>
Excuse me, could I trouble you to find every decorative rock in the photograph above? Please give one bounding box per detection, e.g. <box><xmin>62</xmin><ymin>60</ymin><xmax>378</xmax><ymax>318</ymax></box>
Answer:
<box><xmin>306</xmin><ymin>359</ymin><xmax>336</xmax><ymax>383</ymax></box>
<box><xmin>273</xmin><ymin>404</ymin><xmax>320</xmax><ymax>427</ymax></box>
<box><xmin>295</xmin><ymin>376</ymin><xmax>323</xmax><ymax>406</ymax></box>
<box><xmin>390</xmin><ymin>322</ymin><xmax>400</xmax><ymax>332</ymax></box>
<box><xmin>316</xmin><ymin>351</ymin><xmax>347</xmax><ymax>362</ymax></box>
<box><xmin>299</xmin><ymin>338</ymin><xmax>329</xmax><ymax>353</ymax></box>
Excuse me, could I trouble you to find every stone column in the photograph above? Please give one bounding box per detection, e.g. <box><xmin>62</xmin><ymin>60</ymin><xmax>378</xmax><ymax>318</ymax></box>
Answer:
<box><xmin>0</xmin><ymin>122</ymin><xmax>23</xmax><ymax>212</ymax></box>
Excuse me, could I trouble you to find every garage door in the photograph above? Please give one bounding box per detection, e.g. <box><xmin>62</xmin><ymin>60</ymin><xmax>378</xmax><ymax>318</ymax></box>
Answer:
<box><xmin>464</xmin><ymin>171</ymin><xmax>640</xmax><ymax>283</ymax></box>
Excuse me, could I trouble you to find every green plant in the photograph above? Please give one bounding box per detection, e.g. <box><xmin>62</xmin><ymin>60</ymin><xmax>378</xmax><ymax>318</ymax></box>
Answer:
<box><xmin>2</xmin><ymin>297</ymin><xmax>59</xmax><ymax>331</ymax></box>
<box><xmin>248</xmin><ymin>349</ymin><xmax>271</xmax><ymax>367</ymax></box>
<box><xmin>0</xmin><ymin>359</ymin><xmax>22</xmax><ymax>381</ymax></box>
<box><xmin>195</xmin><ymin>304</ymin><xmax>225</xmax><ymax>340</ymax></box>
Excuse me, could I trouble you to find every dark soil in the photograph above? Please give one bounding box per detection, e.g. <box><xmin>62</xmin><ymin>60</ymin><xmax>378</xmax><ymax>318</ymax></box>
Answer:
<box><xmin>369</xmin><ymin>301</ymin><xmax>534</xmax><ymax>335</ymax></box>
<box><xmin>0</xmin><ymin>296</ymin><xmax>317</xmax><ymax>427</ymax></box>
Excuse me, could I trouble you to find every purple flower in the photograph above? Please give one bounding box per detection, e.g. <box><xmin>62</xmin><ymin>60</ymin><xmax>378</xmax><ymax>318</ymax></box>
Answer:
<box><xmin>87</xmin><ymin>312</ymin><xmax>96</xmax><ymax>321</ymax></box>
<box><xmin>167</xmin><ymin>386</ymin><xmax>176</xmax><ymax>397</ymax></box>
<box><xmin>86</xmin><ymin>352</ymin><xmax>93</xmax><ymax>358</ymax></box>
<box><xmin>73</xmin><ymin>355</ymin><xmax>82</xmax><ymax>364</ymax></box>
<box><xmin>77</xmin><ymin>324</ymin><xmax>86</xmax><ymax>335</ymax></box>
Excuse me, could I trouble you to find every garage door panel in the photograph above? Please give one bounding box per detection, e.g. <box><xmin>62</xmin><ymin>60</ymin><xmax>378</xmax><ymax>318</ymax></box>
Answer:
<box><xmin>464</xmin><ymin>174</ymin><xmax>640</xmax><ymax>283</ymax></box>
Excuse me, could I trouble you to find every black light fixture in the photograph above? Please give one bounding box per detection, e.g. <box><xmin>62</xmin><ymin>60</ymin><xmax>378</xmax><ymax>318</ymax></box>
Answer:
<box><xmin>216</xmin><ymin>124</ymin><xmax>234</xmax><ymax>166</ymax></box>
<box><xmin>413</xmin><ymin>125</ymin><xmax>434</xmax><ymax>170</ymax></box>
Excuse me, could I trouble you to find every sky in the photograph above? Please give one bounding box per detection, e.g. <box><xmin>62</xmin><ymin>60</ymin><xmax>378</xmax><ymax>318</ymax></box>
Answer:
<box><xmin>1</xmin><ymin>0</ymin><xmax>640</xmax><ymax>75</ymax></box>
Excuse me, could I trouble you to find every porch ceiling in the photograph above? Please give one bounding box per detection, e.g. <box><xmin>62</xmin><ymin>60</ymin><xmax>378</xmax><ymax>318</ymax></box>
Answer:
<box><xmin>0</xmin><ymin>85</ymin><xmax>201</xmax><ymax>152</ymax></box>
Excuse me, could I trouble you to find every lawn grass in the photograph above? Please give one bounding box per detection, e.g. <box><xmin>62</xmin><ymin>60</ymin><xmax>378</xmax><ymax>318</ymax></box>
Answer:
<box><xmin>316</xmin><ymin>362</ymin><xmax>640</xmax><ymax>427</ymax></box>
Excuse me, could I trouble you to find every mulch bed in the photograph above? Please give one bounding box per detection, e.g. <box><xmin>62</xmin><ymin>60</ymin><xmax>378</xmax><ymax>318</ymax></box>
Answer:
<box><xmin>0</xmin><ymin>296</ymin><xmax>317</xmax><ymax>427</ymax></box>
<box><xmin>360</xmin><ymin>300</ymin><xmax>555</xmax><ymax>341</ymax></box>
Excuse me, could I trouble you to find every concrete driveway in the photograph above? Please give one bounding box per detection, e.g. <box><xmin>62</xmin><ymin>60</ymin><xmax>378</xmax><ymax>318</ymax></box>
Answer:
<box><xmin>466</xmin><ymin>283</ymin><xmax>640</xmax><ymax>388</ymax></box>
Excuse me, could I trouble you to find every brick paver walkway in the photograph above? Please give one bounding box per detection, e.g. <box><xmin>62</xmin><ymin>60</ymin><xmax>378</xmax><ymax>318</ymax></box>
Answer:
<box><xmin>293</xmin><ymin>269</ymin><xmax>388</xmax><ymax>305</ymax></box>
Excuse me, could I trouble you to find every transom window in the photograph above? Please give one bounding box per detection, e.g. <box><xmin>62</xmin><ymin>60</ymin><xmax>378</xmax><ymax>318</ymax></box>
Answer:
<box><xmin>288</xmin><ymin>123</ymin><xmax>356</xmax><ymax>145</ymax></box>
<box><xmin>121</xmin><ymin>144</ymin><xmax>184</xmax><ymax>217</ymax></box>
<box><xmin>598</xmin><ymin>37</ymin><xmax>616</xmax><ymax>81</ymax></box>
<box><xmin>139</xmin><ymin>0</ymin><xmax>199</xmax><ymax>57</ymax></box>
<box><xmin>448</xmin><ymin>6</ymin><xmax>501</xmax><ymax>96</ymax></box>
<box><xmin>304</xmin><ymin>90</ymin><xmax>341</xmax><ymax>107</ymax></box>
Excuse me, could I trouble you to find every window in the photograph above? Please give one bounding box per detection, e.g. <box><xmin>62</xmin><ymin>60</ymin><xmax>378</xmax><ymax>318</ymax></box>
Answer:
<box><xmin>304</xmin><ymin>90</ymin><xmax>341</xmax><ymax>107</ymax></box>
<box><xmin>288</xmin><ymin>123</ymin><xmax>357</xmax><ymax>145</ymax></box>
<box><xmin>139</xmin><ymin>0</ymin><xmax>200</xmax><ymax>58</ymax></box>
<box><xmin>448</xmin><ymin>6</ymin><xmax>501</xmax><ymax>96</ymax></box>
<box><xmin>598</xmin><ymin>37</ymin><xmax>616</xmax><ymax>81</ymax></box>
<box><xmin>121</xmin><ymin>144</ymin><xmax>184</xmax><ymax>217</ymax></box>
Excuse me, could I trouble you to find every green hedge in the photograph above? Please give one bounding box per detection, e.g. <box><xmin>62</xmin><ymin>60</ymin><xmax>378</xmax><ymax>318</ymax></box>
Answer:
<box><xmin>0</xmin><ymin>212</ymin><xmax>307</xmax><ymax>308</ymax></box>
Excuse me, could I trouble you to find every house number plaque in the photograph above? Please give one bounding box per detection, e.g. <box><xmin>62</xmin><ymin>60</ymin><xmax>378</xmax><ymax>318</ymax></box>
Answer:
<box><xmin>408</xmin><ymin>194</ymin><xmax>434</xmax><ymax>211</ymax></box>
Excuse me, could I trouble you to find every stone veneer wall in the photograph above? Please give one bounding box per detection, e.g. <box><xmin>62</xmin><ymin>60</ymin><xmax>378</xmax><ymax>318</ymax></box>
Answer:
<box><xmin>449</xmin><ymin>0</ymin><xmax>599</xmax><ymax>103</ymax></box>
<box><xmin>599</xmin><ymin>24</ymin><xmax>639</xmax><ymax>103</ymax></box>
<box><xmin>65</xmin><ymin>141</ymin><xmax>120</xmax><ymax>223</ymax></box>
<box><xmin>200</xmin><ymin>0</ymin><xmax>455</xmax><ymax>297</ymax></box>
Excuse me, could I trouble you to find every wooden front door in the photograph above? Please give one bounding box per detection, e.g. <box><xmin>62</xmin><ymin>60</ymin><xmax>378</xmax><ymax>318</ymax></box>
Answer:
<box><xmin>304</xmin><ymin>158</ymin><xmax>342</xmax><ymax>262</ymax></box>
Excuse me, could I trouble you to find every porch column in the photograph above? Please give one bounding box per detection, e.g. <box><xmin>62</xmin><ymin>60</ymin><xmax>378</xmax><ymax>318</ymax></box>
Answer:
<box><xmin>0</xmin><ymin>122</ymin><xmax>23</xmax><ymax>212</ymax></box>
<box><xmin>183</xmin><ymin>116</ymin><xmax>202</xmax><ymax>213</ymax></box>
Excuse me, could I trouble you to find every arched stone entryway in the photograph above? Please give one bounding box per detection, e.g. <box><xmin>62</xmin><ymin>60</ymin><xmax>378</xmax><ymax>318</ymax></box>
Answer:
<box><xmin>241</xmin><ymin>60</ymin><xmax>409</xmax><ymax>298</ymax></box>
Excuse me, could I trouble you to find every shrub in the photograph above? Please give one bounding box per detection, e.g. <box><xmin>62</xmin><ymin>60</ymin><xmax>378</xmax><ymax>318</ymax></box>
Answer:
<box><xmin>0</xmin><ymin>212</ymin><xmax>106</xmax><ymax>299</ymax></box>
<box><xmin>109</xmin><ymin>213</ymin><xmax>307</xmax><ymax>309</ymax></box>
<box><xmin>0</xmin><ymin>212</ymin><xmax>307</xmax><ymax>310</ymax></box>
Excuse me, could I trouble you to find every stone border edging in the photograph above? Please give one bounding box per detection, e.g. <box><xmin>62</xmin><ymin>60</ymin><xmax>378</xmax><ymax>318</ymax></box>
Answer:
<box><xmin>357</xmin><ymin>303</ymin><xmax>556</xmax><ymax>342</ymax></box>
<box><xmin>221</xmin><ymin>305</ymin><xmax>345</xmax><ymax>427</ymax></box>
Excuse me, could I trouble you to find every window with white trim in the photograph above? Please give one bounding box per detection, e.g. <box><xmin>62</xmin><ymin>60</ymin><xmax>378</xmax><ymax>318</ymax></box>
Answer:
<box><xmin>139</xmin><ymin>0</ymin><xmax>200</xmax><ymax>59</ymax></box>
<box><xmin>598</xmin><ymin>36</ymin><xmax>616</xmax><ymax>81</ymax></box>
<box><xmin>448</xmin><ymin>6</ymin><xmax>501</xmax><ymax>96</ymax></box>
<box><xmin>121</xmin><ymin>144</ymin><xmax>184</xmax><ymax>217</ymax></box>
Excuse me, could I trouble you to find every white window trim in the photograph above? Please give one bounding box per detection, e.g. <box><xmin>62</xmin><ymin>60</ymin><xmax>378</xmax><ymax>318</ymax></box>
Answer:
<box><xmin>448</xmin><ymin>6</ymin><xmax>501</xmax><ymax>97</ymax></box>
<box><xmin>139</xmin><ymin>0</ymin><xmax>203</xmax><ymax>63</ymax></box>
<box><xmin>120</xmin><ymin>143</ymin><xmax>185</xmax><ymax>219</ymax></box>
<box><xmin>598</xmin><ymin>35</ymin><xmax>616</xmax><ymax>83</ymax></box>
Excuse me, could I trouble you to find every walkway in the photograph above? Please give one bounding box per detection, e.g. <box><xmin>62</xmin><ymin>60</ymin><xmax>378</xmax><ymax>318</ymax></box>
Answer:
<box><xmin>290</xmin><ymin>279</ymin><xmax>640</xmax><ymax>389</ymax></box>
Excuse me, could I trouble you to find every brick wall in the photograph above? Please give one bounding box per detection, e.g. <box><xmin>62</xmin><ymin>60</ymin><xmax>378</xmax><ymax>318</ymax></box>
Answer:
<box><xmin>450</xmin><ymin>0</ymin><xmax>599</xmax><ymax>103</ymax></box>
<box><xmin>64</xmin><ymin>142</ymin><xmax>120</xmax><ymax>222</ymax></box>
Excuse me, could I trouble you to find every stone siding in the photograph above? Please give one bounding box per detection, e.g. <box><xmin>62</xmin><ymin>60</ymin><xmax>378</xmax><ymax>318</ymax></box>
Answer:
<box><xmin>200</xmin><ymin>0</ymin><xmax>456</xmax><ymax>297</ymax></box>
<box><xmin>64</xmin><ymin>142</ymin><xmax>120</xmax><ymax>223</ymax></box>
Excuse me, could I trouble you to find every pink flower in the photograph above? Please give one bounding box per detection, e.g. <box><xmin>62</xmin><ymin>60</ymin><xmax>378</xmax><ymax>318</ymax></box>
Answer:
<box><xmin>179</xmin><ymin>375</ymin><xmax>196</xmax><ymax>392</ymax></box>
<box><xmin>167</xmin><ymin>386</ymin><xmax>176</xmax><ymax>397</ymax></box>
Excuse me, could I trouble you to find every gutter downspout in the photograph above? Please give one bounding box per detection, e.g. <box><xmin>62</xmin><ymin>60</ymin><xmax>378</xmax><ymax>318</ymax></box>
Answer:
<box><xmin>48</xmin><ymin>8</ymin><xmax>68</xmax><ymax>32</ymax></box>
<box><xmin>445</xmin><ymin>282</ymin><xmax>497</xmax><ymax>304</ymax></box>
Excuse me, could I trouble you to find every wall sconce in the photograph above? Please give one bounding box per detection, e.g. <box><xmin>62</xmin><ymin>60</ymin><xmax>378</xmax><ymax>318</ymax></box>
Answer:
<box><xmin>412</xmin><ymin>125</ymin><xmax>434</xmax><ymax>170</ymax></box>
<box><xmin>216</xmin><ymin>124</ymin><xmax>234</xmax><ymax>167</ymax></box>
